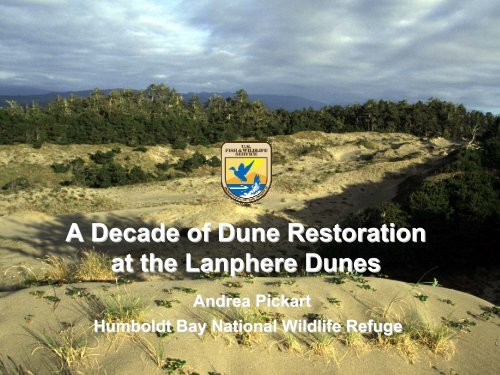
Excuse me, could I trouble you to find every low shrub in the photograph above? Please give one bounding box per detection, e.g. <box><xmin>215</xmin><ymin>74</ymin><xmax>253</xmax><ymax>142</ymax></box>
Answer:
<box><xmin>133</xmin><ymin>146</ymin><xmax>148</xmax><ymax>153</ymax></box>
<box><xmin>207</xmin><ymin>156</ymin><xmax>221</xmax><ymax>167</ymax></box>
<box><xmin>2</xmin><ymin>177</ymin><xmax>30</xmax><ymax>192</ymax></box>
<box><xmin>178</xmin><ymin>152</ymin><xmax>207</xmax><ymax>172</ymax></box>
<box><xmin>32</xmin><ymin>140</ymin><xmax>43</xmax><ymax>149</ymax></box>
<box><xmin>73</xmin><ymin>162</ymin><xmax>152</xmax><ymax>188</ymax></box>
<box><xmin>171</xmin><ymin>139</ymin><xmax>187</xmax><ymax>150</ymax></box>
<box><xmin>89</xmin><ymin>150</ymin><xmax>118</xmax><ymax>164</ymax></box>
<box><xmin>51</xmin><ymin>163</ymin><xmax>71</xmax><ymax>173</ymax></box>
<box><xmin>156</xmin><ymin>161</ymin><xmax>170</xmax><ymax>171</ymax></box>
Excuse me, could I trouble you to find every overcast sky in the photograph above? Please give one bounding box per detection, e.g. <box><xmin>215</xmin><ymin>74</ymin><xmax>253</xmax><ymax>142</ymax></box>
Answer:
<box><xmin>0</xmin><ymin>0</ymin><xmax>499</xmax><ymax>112</ymax></box>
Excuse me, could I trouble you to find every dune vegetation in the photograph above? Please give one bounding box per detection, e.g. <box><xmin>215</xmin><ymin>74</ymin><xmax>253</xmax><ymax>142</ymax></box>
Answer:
<box><xmin>0</xmin><ymin>90</ymin><xmax>498</xmax><ymax>374</ymax></box>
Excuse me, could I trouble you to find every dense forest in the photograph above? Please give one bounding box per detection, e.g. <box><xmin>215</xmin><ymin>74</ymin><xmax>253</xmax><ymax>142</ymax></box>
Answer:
<box><xmin>0</xmin><ymin>84</ymin><xmax>498</xmax><ymax>146</ymax></box>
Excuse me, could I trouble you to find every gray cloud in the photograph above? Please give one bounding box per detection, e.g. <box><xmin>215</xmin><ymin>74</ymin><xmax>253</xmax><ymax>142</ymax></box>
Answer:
<box><xmin>0</xmin><ymin>0</ymin><xmax>499</xmax><ymax>112</ymax></box>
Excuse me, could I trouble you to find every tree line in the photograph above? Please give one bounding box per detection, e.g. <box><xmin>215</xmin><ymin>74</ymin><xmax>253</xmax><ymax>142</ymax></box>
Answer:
<box><xmin>1</xmin><ymin>84</ymin><xmax>498</xmax><ymax>146</ymax></box>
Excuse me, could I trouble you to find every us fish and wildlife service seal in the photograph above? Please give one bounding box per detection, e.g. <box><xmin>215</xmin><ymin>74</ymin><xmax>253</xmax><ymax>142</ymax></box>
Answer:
<box><xmin>221</xmin><ymin>142</ymin><xmax>272</xmax><ymax>204</ymax></box>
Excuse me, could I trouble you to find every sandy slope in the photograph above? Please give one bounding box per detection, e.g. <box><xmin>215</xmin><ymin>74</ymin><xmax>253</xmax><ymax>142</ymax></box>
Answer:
<box><xmin>2</xmin><ymin>132</ymin><xmax>496</xmax><ymax>374</ymax></box>
<box><xmin>0</xmin><ymin>277</ymin><xmax>497</xmax><ymax>374</ymax></box>
<box><xmin>0</xmin><ymin>132</ymin><xmax>455</xmax><ymax>279</ymax></box>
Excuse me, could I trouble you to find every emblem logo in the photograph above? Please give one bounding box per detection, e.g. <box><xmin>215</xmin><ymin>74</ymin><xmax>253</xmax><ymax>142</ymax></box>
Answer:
<box><xmin>221</xmin><ymin>142</ymin><xmax>272</xmax><ymax>204</ymax></box>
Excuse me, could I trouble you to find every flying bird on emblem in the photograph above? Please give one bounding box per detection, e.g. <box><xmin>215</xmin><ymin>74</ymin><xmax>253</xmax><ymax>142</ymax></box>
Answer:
<box><xmin>229</xmin><ymin>160</ymin><xmax>254</xmax><ymax>181</ymax></box>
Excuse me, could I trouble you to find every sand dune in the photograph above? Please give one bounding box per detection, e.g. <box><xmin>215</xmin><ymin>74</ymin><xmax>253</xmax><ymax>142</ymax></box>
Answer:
<box><xmin>0</xmin><ymin>277</ymin><xmax>497</xmax><ymax>374</ymax></box>
<box><xmin>2</xmin><ymin>132</ymin><xmax>496</xmax><ymax>374</ymax></box>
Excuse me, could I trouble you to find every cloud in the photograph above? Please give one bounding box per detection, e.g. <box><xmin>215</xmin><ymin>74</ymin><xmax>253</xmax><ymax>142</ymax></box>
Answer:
<box><xmin>0</xmin><ymin>0</ymin><xmax>499</xmax><ymax>112</ymax></box>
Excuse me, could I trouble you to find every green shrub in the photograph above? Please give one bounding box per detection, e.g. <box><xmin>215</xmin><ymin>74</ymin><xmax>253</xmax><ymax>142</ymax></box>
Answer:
<box><xmin>73</xmin><ymin>162</ymin><xmax>126</xmax><ymax>188</ymax></box>
<box><xmin>70</xmin><ymin>157</ymin><xmax>85</xmax><ymax>168</ymax></box>
<box><xmin>133</xmin><ymin>146</ymin><xmax>148</xmax><ymax>153</ymax></box>
<box><xmin>481</xmin><ymin>138</ymin><xmax>500</xmax><ymax>168</ymax></box>
<box><xmin>89</xmin><ymin>150</ymin><xmax>118</xmax><ymax>164</ymax></box>
<box><xmin>73</xmin><ymin>162</ymin><xmax>151</xmax><ymax>188</ymax></box>
<box><xmin>444</xmin><ymin>149</ymin><xmax>483</xmax><ymax>172</ymax></box>
<box><xmin>51</xmin><ymin>163</ymin><xmax>71</xmax><ymax>173</ymax></box>
<box><xmin>128</xmin><ymin>166</ymin><xmax>152</xmax><ymax>184</ymax></box>
<box><xmin>345</xmin><ymin>202</ymin><xmax>409</xmax><ymax>228</ymax></box>
<box><xmin>323</xmin><ymin>145</ymin><xmax>500</xmax><ymax>285</ymax></box>
<box><xmin>207</xmin><ymin>156</ymin><xmax>221</xmax><ymax>167</ymax></box>
<box><xmin>409</xmin><ymin>182</ymin><xmax>453</xmax><ymax>222</ymax></box>
<box><xmin>156</xmin><ymin>161</ymin><xmax>170</xmax><ymax>171</ymax></box>
<box><xmin>32</xmin><ymin>140</ymin><xmax>43</xmax><ymax>149</ymax></box>
<box><xmin>178</xmin><ymin>152</ymin><xmax>206</xmax><ymax>172</ymax></box>
<box><xmin>172</xmin><ymin>139</ymin><xmax>187</xmax><ymax>150</ymax></box>
<box><xmin>2</xmin><ymin>177</ymin><xmax>30</xmax><ymax>192</ymax></box>
<box><xmin>409</xmin><ymin>171</ymin><xmax>498</xmax><ymax>225</ymax></box>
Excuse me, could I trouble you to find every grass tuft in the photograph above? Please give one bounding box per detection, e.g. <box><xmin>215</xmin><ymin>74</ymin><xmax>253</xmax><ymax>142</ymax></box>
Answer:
<box><xmin>309</xmin><ymin>333</ymin><xmax>336</xmax><ymax>356</ymax></box>
<box><xmin>74</xmin><ymin>250</ymin><xmax>116</xmax><ymax>282</ymax></box>
<box><xmin>306</xmin><ymin>333</ymin><xmax>346</xmax><ymax>366</ymax></box>
<box><xmin>135</xmin><ymin>335</ymin><xmax>167</xmax><ymax>368</ymax></box>
<box><xmin>7</xmin><ymin>250</ymin><xmax>116</xmax><ymax>288</ymax></box>
<box><xmin>278</xmin><ymin>331</ymin><xmax>303</xmax><ymax>353</ymax></box>
<box><xmin>24</xmin><ymin>325</ymin><xmax>96</xmax><ymax>373</ymax></box>
<box><xmin>337</xmin><ymin>331</ymin><xmax>369</xmax><ymax>353</ymax></box>
<box><xmin>85</xmin><ymin>292</ymin><xmax>147</xmax><ymax>324</ymax></box>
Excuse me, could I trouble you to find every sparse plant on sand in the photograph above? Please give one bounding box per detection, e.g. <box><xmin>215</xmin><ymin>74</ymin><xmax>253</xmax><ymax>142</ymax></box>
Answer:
<box><xmin>222</xmin><ymin>292</ymin><xmax>241</xmax><ymax>298</ymax></box>
<box><xmin>162</xmin><ymin>357</ymin><xmax>187</xmax><ymax>374</ymax></box>
<box><xmin>0</xmin><ymin>355</ymin><xmax>35</xmax><ymax>375</ymax></box>
<box><xmin>212</xmin><ymin>307</ymin><xmax>279</xmax><ymax>345</ymax></box>
<box><xmin>414</xmin><ymin>293</ymin><xmax>429</xmax><ymax>302</ymax></box>
<box><xmin>307</xmin><ymin>333</ymin><xmax>345</xmax><ymax>365</ymax></box>
<box><xmin>224</xmin><ymin>281</ymin><xmax>243</xmax><ymax>288</ymax></box>
<box><xmin>479</xmin><ymin>305</ymin><xmax>499</xmax><ymax>320</ymax></box>
<box><xmin>43</xmin><ymin>293</ymin><xmax>61</xmax><ymax>308</ymax></box>
<box><xmin>265</xmin><ymin>280</ymin><xmax>282</xmax><ymax>287</ymax></box>
<box><xmin>155</xmin><ymin>299</ymin><xmax>180</xmax><ymax>308</ymax></box>
<box><xmin>66</xmin><ymin>286</ymin><xmax>92</xmax><ymax>298</ymax></box>
<box><xmin>327</xmin><ymin>297</ymin><xmax>341</xmax><ymax>306</ymax></box>
<box><xmin>303</xmin><ymin>313</ymin><xmax>326</xmax><ymax>323</ymax></box>
<box><xmin>438</xmin><ymin>298</ymin><xmax>455</xmax><ymax>306</ymax></box>
<box><xmin>325</xmin><ymin>274</ymin><xmax>347</xmax><ymax>285</ymax></box>
<box><xmin>202</xmin><ymin>272</ymin><xmax>230</xmax><ymax>280</ymax></box>
<box><xmin>156</xmin><ymin>328</ymin><xmax>175</xmax><ymax>338</ymax></box>
<box><xmin>29</xmin><ymin>290</ymin><xmax>45</xmax><ymax>298</ymax></box>
<box><xmin>278</xmin><ymin>331</ymin><xmax>303</xmax><ymax>353</ymax></box>
<box><xmin>368</xmin><ymin>320</ymin><xmax>455</xmax><ymax>364</ymax></box>
<box><xmin>135</xmin><ymin>335</ymin><xmax>167</xmax><ymax>368</ymax></box>
<box><xmin>368</xmin><ymin>298</ymin><xmax>457</xmax><ymax>363</ymax></box>
<box><xmin>413</xmin><ymin>323</ymin><xmax>456</xmax><ymax>358</ymax></box>
<box><xmin>173</xmin><ymin>287</ymin><xmax>197</xmax><ymax>294</ymax></box>
<box><xmin>441</xmin><ymin>317</ymin><xmax>476</xmax><ymax>332</ymax></box>
<box><xmin>357</xmin><ymin>283</ymin><xmax>376</xmax><ymax>292</ymax></box>
<box><xmin>24</xmin><ymin>324</ymin><xmax>96</xmax><ymax>373</ymax></box>
<box><xmin>337</xmin><ymin>331</ymin><xmax>369</xmax><ymax>353</ymax></box>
